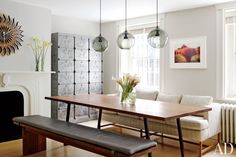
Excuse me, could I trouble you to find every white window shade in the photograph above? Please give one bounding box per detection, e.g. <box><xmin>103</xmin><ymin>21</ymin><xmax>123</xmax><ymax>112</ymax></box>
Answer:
<box><xmin>225</xmin><ymin>11</ymin><xmax>236</xmax><ymax>98</ymax></box>
<box><xmin>120</xmin><ymin>25</ymin><xmax>160</xmax><ymax>89</ymax></box>
<box><xmin>225</xmin><ymin>16</ymin><xmax>236</xmax><ymax>24</ymax></box>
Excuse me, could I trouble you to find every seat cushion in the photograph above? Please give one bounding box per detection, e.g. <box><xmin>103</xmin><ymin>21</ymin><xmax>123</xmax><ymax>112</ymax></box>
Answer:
<box><xmin>156</xmin><ymin>93</ymin><xmax>182</xmax><ymax>103</ymax></box>
<box><xmin>104</xmin><ymin>111</ymin><xmax>208</xmax><ymax>131</ymax></box>
<box><xmin>180</xmin><ymin>95</ymin><xmax>213</xmax><ymax>106</ymax></box>
<box><xmin>164</xmin><ymin>116</ymin><xmax>209</xmax><ymax>131</ymax></box>
<box><xmin>148</xmin><ymin>115</ymin><xmax>208</xmax><ymax>131</ymax></box>
<box><xmin>13</xmin><ymin>115</ymin><xmax>157</xmax><ymax>155</ymax></box>
<box><xmin>136</xmin><ymin>88</ymin><xmax>158</xmax><ymax>100</ymax></box>
<box><xmin>180</xmin><ymin>95</ymin><xmax>213</xmax><ymax>118</ymax></box>
<box><xmin>102</xmin><ymin>113</ymin><xmax>210</xmax><ymax>141</ymax></box>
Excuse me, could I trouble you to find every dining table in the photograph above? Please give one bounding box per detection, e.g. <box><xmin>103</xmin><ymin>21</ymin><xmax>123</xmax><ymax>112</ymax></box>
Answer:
<box><xmin>45</xmin><ymin>94</ymin><xmax>212</xmax><ymax>157</ymax></box>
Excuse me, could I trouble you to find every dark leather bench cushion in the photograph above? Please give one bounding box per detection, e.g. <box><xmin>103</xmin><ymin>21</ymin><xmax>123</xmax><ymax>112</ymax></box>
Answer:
<box><xmin>13</xmin><ymin>115</ymin><xmax>156</xmax><ymax>155</ymax></box>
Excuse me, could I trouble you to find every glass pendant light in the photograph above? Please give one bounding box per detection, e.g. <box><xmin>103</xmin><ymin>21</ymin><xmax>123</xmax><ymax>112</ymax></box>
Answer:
<box><xmin>147</xmin><ymin>0</ymin><xmax>168</xmax><ymax>48</ymax></box>
<box><xmin>117</xmin><ymin>0</ymin><xmax>135</xmax><ymax>49</ymax></box>
<box><xmin>92</xmin><ymin>0</ymin><xmax>109</xmax><ymax>52</ymax></box>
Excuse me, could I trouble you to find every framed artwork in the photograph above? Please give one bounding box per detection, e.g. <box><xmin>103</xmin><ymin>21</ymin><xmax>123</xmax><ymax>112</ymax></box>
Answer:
<box><xmin>169</xmin><ymin>36</ymin><xmax>207</xmax><ymax>69</ymax></box>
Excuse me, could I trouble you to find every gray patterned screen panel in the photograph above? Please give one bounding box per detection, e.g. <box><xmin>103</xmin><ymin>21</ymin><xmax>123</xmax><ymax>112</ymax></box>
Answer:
<box><xmin>58</xmin><ymin>48</ymin><xmax>74</xmax><ymax>60</ymax></box>
<box><xmin>58</xmin><ymin>34</ymin><xmax>74</xmax><ymax>48</ymax></box>
<box><xmin>51</xmin><ymin>33</ymin><xmax>103</xmax><ymax>123</ymax></box>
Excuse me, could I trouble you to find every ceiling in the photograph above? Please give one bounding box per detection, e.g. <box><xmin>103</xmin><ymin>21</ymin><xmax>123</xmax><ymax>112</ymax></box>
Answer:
<box><xmin>12</xmin><ymin>0</ymin><xmax>235</xmax><ymax>23</ymax></box>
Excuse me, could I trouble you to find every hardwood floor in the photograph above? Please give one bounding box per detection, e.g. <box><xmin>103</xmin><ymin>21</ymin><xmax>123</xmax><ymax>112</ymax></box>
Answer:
<box><xmin>1</xmin><ymin>138</ymin><xmax>235</xmax><ymax>157</ymax></box>
<box><xmin>0</xmin><ymin>120</ymin><xmax>235</xmax><ymax>157</ymax></box>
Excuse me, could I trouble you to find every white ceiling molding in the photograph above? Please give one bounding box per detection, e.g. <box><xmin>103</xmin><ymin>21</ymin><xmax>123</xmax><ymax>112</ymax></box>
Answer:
<box><xmin>11</xmin><ymin>0</ymin><xmax>235</xmax><ymax>22</ymax></box>
<box><xmin>215</xmin><ymin>0</ymin><xmax>236</xmax><ymax>10</ymax></box>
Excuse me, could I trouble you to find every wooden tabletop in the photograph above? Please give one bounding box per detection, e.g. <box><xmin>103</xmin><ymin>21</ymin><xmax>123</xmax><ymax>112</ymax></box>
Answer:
<box><xmin>45</xmin><ymin>94</ymin><xmax>212</xmax><ymax>120</ymax></box>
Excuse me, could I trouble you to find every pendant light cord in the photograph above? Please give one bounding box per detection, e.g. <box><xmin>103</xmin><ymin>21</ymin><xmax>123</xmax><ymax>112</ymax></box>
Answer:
<box><xmin>156</xmin><ymin>0</ymin><xmax>158</xmax><ymax>27</ymax></box>
<box><xmin>99</xmin><ymin>0</ymin><xmax>102</xmax><ymax>35</ymax></box>
<box><xmin>125</xmin><ymin>0</ymin><xmax>127</xmax><ymax>31</ymax></box>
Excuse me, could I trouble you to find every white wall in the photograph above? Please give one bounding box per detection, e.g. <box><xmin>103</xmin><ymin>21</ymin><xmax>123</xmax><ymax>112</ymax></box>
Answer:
<box><xmin>102</xmin><ymin>6</ymin><xmax>218</xmax><ymax>98</ymax></box>
<box><xmin>102</xmin><ymin>22</ymin><xmax>119</xmax><ymax>94</ymax></box>
<box><xmin>0</xmin><ymin>0</ymin><xmax>52</xmax><ymax>117</ymax></box>
<box><xmin>52</xmin><ymin>15</ymin><xmax>99</xmax><ymax>37</ymax></box>
<box><xmin>0</xmin><ymin>0</ymin><xmax>51</xmax><ymax>71</ymax></box>
<box><xmin>0</xmin><ymin>1</ymin><xmax>99</xmax><ymax>72</ymax></box>
<box><xmin>163</xmin><ymin>6</ymin><xmax>217</xmax><ymax>97</ymax></box>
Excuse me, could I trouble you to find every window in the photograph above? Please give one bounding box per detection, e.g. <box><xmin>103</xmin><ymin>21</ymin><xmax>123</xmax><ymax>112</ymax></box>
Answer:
<box><xmin>120</xmin><ymin>24</ymin><xmax>160</xmax><ymax>89</ymax></box>
<box><xmin>224</xmin><ymin>9</ymin><xmax>236</xmax><ymax>98</ymax></box>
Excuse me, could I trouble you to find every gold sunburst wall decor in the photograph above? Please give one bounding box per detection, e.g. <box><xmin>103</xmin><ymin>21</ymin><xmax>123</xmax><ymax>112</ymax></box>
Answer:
<box><xmin>0</xmin><ymin>14</ymin><xmax>24</xmax><ymax>56</ymax></box>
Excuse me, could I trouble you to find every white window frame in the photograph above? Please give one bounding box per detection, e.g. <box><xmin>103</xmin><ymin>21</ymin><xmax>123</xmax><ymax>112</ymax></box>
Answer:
<box><xmin>216</xmin><ymin>1</ymin><xmax>236</xmax><ymax>99</ymax></box>
<box><xmin>224</xmin><ymin>9</ymin><xmax>236</xmax><ymax>99</ymax></box>
<box><xmin>116</xmin><ymin>14</ymin><xmax>166</xmax><ymax>92</ymax></box>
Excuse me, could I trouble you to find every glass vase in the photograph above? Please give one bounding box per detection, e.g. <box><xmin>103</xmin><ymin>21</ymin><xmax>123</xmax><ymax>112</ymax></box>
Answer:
<box><xmin>41</xmin><ymin>56</ymin><xmax>45</xmax><ymax>72</ymax></box>
<box><xmin>120</xmin><ymin>90</ymin><xmax>136</xmax><ymax>104</ymax></box>
<box><xmin>35</xmin><ymin>58</ymin><xmax>40</xmax><ymax>71</ymax></box>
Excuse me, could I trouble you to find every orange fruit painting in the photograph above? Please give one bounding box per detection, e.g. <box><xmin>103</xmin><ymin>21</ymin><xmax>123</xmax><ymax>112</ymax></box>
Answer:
<box><xmin>174</xmin><ymin>45</ymin><xmax>200</xmax><ymax>63</ymax></box>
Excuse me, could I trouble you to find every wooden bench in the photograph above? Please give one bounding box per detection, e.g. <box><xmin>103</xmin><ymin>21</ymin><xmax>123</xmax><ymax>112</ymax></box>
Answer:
<box><xmin>13</xmin><ymin>115</ymin><xmax>157</xmax><ymax>157</ymax></box>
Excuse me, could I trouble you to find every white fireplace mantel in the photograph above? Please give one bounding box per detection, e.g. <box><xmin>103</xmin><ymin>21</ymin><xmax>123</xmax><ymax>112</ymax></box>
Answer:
<box><xmin>0</xmin><ymin>71</ymin><xmax>55</xmax><ymax>75</ymax></box>
<box><xmin>0</xmin><ymin>71</ymin><xmax>54</xmax><ymax>117</ymax></box>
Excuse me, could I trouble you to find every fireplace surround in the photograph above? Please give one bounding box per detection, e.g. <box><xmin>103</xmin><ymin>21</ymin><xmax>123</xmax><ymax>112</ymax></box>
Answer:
<box><xmin>0</xmin><ymin>71</ymin><xmax>52</xmax><ymax>142</ymax></box>
<box><xmin>0</xmin><ymin>91</ymin><xmax>23</xmax><ymax>142</ymax></box>
<box><xmin>0</xmin><ymin>71</ymin><xmax>52</xmax><ymax>117</ymax></box>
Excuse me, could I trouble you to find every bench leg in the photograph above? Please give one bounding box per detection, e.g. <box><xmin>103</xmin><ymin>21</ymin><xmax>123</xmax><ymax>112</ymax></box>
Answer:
<box><xmin>22</xmin><ymin>128</ymin><xmax>46</xmax><ymax>156</ymax></box>
<box><xmin>144</xmin><ymin>117</ymin><xmax>152</xmax><ymax>157</ymax></box>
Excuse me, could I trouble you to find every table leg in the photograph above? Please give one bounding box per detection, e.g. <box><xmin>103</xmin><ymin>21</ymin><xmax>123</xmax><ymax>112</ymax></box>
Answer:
<box><xmin>66</xmin><ymin>103</ymin><xmax>71</xmax><ymax>122</ymax></box>
<box><xmin>144</xmin><ymin>117</ymin><xmax>152</xmax><ymax>157</ymax></box>
<box><xmin>177</xmin><ymin>118</ymin><xmax>184</xmax><ymax>157</ymax></box>
<box><xmin>73</xmin><ymin>104</ymin><xmax>76</xmax><ymax>119</ymax></box>
<box><xmin>97</xmin><ymin>109</ymin><xmax>102</xmax><ymax>129</ymax></box>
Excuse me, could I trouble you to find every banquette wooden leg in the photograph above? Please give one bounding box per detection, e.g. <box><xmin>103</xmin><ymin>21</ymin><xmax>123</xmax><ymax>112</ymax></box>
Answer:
<box><xmin>199</xmin><ymin>142</ymin><xmax>202</xmax><ymax>157</ymax></box>
<box><xmin>22</xmin><ymin>128</ymin><xmax>46</xmax><ymax>155</ymax></box>
<box><xmin>218</xmin><ymin>132</ymin><xmax>221</xmax><ymax>143</ymax></box>
<box><xmin>140</xmin><ymin>129</ymin><xmax>143</xmax><ymax>138</ymax></box>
